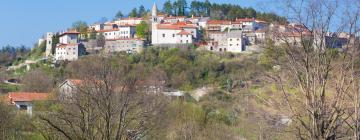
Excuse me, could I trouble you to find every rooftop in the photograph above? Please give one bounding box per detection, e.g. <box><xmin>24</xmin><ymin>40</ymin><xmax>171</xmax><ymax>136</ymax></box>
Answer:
<box><xmin>8</xmin><ymin>92</ymin><xmax>49</xmax><ymax>103</ymax></box>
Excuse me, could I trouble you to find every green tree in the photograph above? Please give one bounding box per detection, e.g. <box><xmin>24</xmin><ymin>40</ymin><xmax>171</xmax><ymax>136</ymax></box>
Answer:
<box><xmin>114</xmin><ymin>11</ymin><xmax>124</xmax><ymax>19</ymax></box>
<box><xmin>190</xmin><ymin>1</ymin><xmax>200</xmax><ymax>16</ymax></box>
<box><xmin>173</xmin><ymin>0</ymin><xmax>187</xmax><ymax>16</ymax></box>
<box><xmin>138</xmin><ymin>5</ymin><xmax>146</xmax><ymax>17</ymax></box>
<box><xmin>204</xmin><ymin>0</ymin><xmax>211</xmax><ymax>16</ymax></box>
<box><xmin>72</xmin><ymin>21</ymin><xmax>88</xmax><ymax>40</ymax></box>
<box><xmin>163</xmin><ymin>0</ymin><xmax>173</xmax><ymax>15</ymax></box>
<box><xmin>129</xmin><ymin>8</ymin><xmax>138</xmax><ymax>17</ymax></box>
<box><xmin>136</xmin><ymin>21</ymin><xmax>149</xmax><ymax>40</ymax></box>
<box><xmin>89</xmin><ymin>29</ymin><xmax>97</xmax><ymax>40</ymax></box>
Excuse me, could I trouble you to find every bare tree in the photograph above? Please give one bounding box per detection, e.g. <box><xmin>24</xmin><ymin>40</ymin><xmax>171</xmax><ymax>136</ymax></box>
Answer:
<box><xmin>38</xmin><ymin>56</ymin><xmax>166</xmax><ymax>140</ymax></box>
<box><xmin>22</xmin><ymin>68</ymin><xmax>54</xmax><ymax>93</ymax></box>
<box><xmin>267</xmin><ymin>0</ymin><xmax>360</xmax><ymax>139</ymax></box>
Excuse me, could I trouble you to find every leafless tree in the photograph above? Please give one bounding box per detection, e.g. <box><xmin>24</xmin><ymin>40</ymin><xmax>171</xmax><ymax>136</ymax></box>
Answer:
<box><xmin>268</xmin><ymin>0</ymin><xmax>360</xmax><ymax>139</ymax></box>
<box><xmin>38</xmin><ymin>56</ymin><xmax>167</xmax><ymax>140</ymax></box>
<box><xmin>22</xmin><ymin>68</ymin><xmax>54</xmax><ymax>93</ymax></box>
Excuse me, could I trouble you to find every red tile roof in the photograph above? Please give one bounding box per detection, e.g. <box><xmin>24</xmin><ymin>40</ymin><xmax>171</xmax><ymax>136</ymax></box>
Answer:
<box><xmin>157</xmin><ymin>22</ymin><xmax>197</xmax><ymax>30</ymax></box>
<box><xmin>8</xmin><ymin>92</ymin><xmax>49</xmax><ymax>103</ymax></box>
<box><xmin>177</xmin><ymin>30</ymin><xmax>192</xmax><ymax>35</ymax></box>
<box><xmin>164</xmin><ymin>16</ymin><xmax>186</xmax><ymax>20</ymax></box>
<box><xmin>59</xmin><ymin>31</ymin><xmax>80</xmax><ymax>36</ymax></box>
<box><xmin>68</xmin><ymin>79</ymin><xmax>83</xmax><ymax>85</ymax></box>
<box><xmin>207</xmin><ymin>20</ymin><xmax>231</xmax><ymax>25</ymax></box>
<box><xmin>236</xmin><ymin>18</ymin><xmax>255</xmax><ymax>22</ymax></box>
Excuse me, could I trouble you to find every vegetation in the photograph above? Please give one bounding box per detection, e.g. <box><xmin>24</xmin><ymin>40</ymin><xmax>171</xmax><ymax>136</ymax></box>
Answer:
<box><xmin>0</xmin><ymin>45</ymin><xmax>30</xmax><ymax>66</ymax></box>
<box><xmin>135</xmin><ymin>21</ymin><xmax>150</xmax><ymax>40</ymax></box>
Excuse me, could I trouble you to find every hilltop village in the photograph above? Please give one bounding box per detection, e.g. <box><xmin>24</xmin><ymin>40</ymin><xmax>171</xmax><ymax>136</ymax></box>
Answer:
<box><xmin>37</xmin><ymin>3</ymin><xmax>354</xmax><ymax>62</ymax></box>
<box><xmin>1</xmin><ymin>1</ymin><xmax>360</xmax><ymax>139</ymax></box>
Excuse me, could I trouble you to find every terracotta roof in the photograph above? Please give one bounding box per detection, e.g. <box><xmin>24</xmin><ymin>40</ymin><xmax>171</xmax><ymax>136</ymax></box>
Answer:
<box><xmin>56</xmin><ymin>44</ymin><xmax>67</xmax><ymax>48</ymax></box>
<box><xmin>207</xmin><ymin>20</ymin><xmax>231</xmax><ymax>25</ymax></box>
<box><xmin>177</xmin><ymin>30</ymin><xmax>192</xmax><ymax>35</ymax></box>
<box><xmin>8</xmin><ymin>92</ymin><xmax>49</xmax><ymax>103</ymax></box>
<box><xmin>157</xmin><ymin>22</ymin><xmax>197</xmax><ymax>30</ymax></box>
<box><xmin>59</xmin><ymin>31</ymin><xmax>80</xmax><ymax>36</ymax></box>
<box><xmin>164</xmin><ymin>16</ymin><xmax>186</xmax><ymax>19</ymax></box>
<box><xmin>68</xmin><ymin>79</ymin><xmax>83</xmax><ymax>85</ymax></box>
<box><xmin>236</xmin><ymin>18</ymin><xmax>255</xmax><ymax>22</ymax></box>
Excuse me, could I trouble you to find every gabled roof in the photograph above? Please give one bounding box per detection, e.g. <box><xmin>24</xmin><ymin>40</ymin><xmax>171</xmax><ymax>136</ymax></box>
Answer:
<box><xmin>177</xmin><ymin>30</ymin><xmax>192</xmax><ymax>35</ymax></box>
<box><xmin>157</xmin><ymin>22</ymin><xmax>197</xmax><ymax>30</ymax></box>
<box><xmin>58</xmin><ymin>79</ymin><xmax>83</xmax><ymax>88</ymax></box>
<box><xmin>207</xmin><ymin>20</ymin><xmax>231</xmax><ymax>25</ymax></box>
<box><xmin>59</xmin><ymin>31</ymin><xmax>80</xmax><ymax>37</ymax></box>
<box><xmin>8</xmin><ymin>92</ymin><xmax>49</xmax><ymax>103</ymax></box>
<box><xmin>68</xmin><ymin>79</ymin><xmax>83</xmax><ymax>85</ymax></box>
<box><xmin>236</xmin><ymin>18</ymin><xmax>255</xmax><ymax>22</ymax></box>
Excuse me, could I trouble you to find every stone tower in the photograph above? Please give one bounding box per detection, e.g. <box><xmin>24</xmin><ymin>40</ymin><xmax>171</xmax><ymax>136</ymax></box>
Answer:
<box><xmin>45</xmin><ymin>32</ymin><xmax>54</xmax><ymax>57</ymax></box>
<box><xmin>151</xmin><ymin>2</ymin><xmax>159</xmax><ymax>45</ymax></box>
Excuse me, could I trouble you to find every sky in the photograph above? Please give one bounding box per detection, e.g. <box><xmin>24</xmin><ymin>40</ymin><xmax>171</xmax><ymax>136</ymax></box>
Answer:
<box><xmin>0</xmin><ymin>0</ymin><xmax>282</xmax><ymax>48</ymax></box>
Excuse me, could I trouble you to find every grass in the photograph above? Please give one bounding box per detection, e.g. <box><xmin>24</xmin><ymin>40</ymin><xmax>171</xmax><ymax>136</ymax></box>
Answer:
<box><xmin>0</xmin><ymin>83</ymin><xmax>20</xmax><ymax>93</ymax></box>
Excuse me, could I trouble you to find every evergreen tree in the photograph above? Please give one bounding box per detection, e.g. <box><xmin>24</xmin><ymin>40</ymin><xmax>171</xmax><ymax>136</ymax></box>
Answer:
<box><xmin>115</xmin><ymin>11</ymin><xmax>124</xmax><ymax>19</ymax></box>
<box><xmin>138</xmin><ymin>5</ymin><xmax>146</xmax><ymax>17</ymax></box>
<box><xmin>129</xmin><ymin>8</ymin><xmax>138</xmax><ymax>17</ymax></box>
<box><xmin>163</xmin><ymin>0</ymin><xmax>173</xmax><ymax>15</ymax></box>
<box><xmin>174</xmin><ymin>0</ymin><xmax>187</xmax><ymax>16</ymax></box>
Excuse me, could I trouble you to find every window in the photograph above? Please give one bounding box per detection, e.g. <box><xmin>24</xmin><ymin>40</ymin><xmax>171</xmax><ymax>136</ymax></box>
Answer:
<box><xmin>230</xmin><ymin>39</ymin><xmax>232</xmax><ymax>41</ymax></box>
<box><xmin>19</xmin><ymin>105</ymin><xmax>27</xmax><ymax>110</ymax></box>
<box><xmin>173</xmin><ymin>34</ymin><xmax>175</xmax><ymax>37</ymax></box>
<box><xmin>186</xmin><ymin>35</ymin><xmax>188</xmax><ymax>37</ymax></box>
<box><xmin>230</xmin><ymin>44</ymin><xmax>232</xmax><ymax>46</ymax></box>
<box><xmin>219</xmin><ymin>48</ymin><xmax>222</xmax><ymax>51</ymax></box>
<box><xmin>186</xmin><ymin>40</ymin><xmax>188</xmax><ymax>43</ymax></box>
<box><xmin>224</xmin><ymin>48</ymin><xmax>227</xmax><ymax>51</ymax></box>
<box><xmin>163</xmin><ymin>34</ymin><xmax>165</xmax><ymax>37</ymax></box>
<box><xmin>210</xmin><ymin>47</ymin><xmax>213</xmax><ymax>50</ymax></box>
<box><xmin>180</xmin><ymin>40</ymin><xmax>183</xmax><ymax>43</ymax></box>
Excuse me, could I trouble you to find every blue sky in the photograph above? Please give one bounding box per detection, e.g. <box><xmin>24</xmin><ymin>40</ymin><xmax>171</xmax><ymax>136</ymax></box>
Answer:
<box><xmin>0</xmin><ymin>0</ymin><xmax>281</xmax><ymax>48</ymax></box>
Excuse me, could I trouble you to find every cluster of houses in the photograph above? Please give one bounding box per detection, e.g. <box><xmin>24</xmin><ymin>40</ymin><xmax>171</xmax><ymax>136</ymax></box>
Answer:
<box><xmin>38</xmin><ymin>3</ymin><xmax>358</xmax><ymax>62</ymax></box>
<box><xmin>4</xmin><ymin>77</ymin><xmax>184</xmax><ymax>115</ymax></box>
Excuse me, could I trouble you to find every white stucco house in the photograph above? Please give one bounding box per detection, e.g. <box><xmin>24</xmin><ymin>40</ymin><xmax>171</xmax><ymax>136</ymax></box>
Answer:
<box><xmin>105</xmin><ymin>38</ymin><xmax>145</xmax><ymax>53</ymax></box>
<box><xmin>54</xmin><ymin>31</ymin><xmax>86</xmax><ymax>61</ymax></box>
<box><xmin>58</xmin><ymin>79</ymin><xmax>83</xmax><ymax>100</ymax></box>
<box><xmin>207</xmin><ymin>30</ymin><xmax>244</xmax><ymax>53</ymax></box>
<box><xmin>151</xmin><ymin>3</ymin><xmax>197</xmax><ymax>45</ymax></box>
